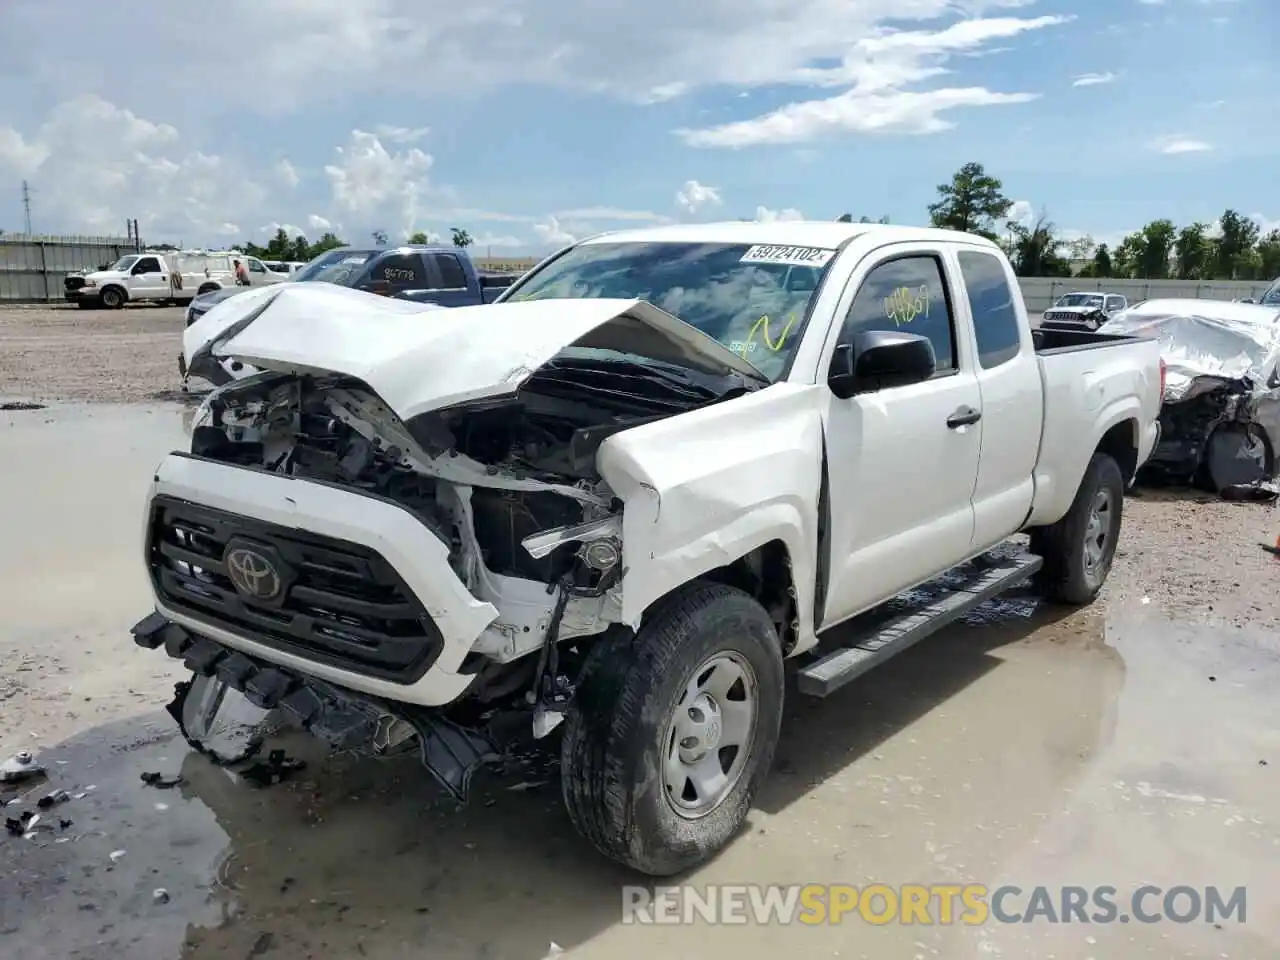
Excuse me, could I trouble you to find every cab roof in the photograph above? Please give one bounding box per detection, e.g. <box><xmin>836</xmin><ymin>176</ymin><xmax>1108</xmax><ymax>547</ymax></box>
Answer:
<box><xmin>578</xmin><ymin>220</ymin><xmax>999</xmax><ymax>250</ymax></box>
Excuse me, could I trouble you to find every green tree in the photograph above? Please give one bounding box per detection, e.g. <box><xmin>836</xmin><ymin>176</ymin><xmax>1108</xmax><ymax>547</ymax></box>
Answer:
<box><xmin>927</xmin><ymin>162</ymin><xmax>1011</xmax><ymax>240</ymax></box>
<box><xmin>1256</xmin><ymin>230</ymin><xmax>1280</xmax><ymax>279</ymax></box>
<box><xmin>451</xmin><ymin>227</ymin><xmax>473</xmax><ymax>248</ymax></box>
<box><xmin>1174</xmin><ymin>223</ymin><xmax>1211</xmax><ymax>279</ymax></box>
<box><xmin>371</xmin><ymin>229</ymin><xmax>389</xmax><ymax>246</ymax></box>
<box><xmin>1007</xmin><ymin>214</ymin><xmax>1069</xmax><ymax>277</ymax></box>
<box><xmin>836</xmin><ymin>213</ymin><xmax>853</xmax><ymax>222</ymax></box>
<box><xmin>408</xmin><ymin>231</ymin><xmax>430</xmax><ymax>244</ymax></box>
<box><xmin>1135</xmin><ymin>219</ymin><xmax>1176</xmax><ymax>279</ymax></box>
<box><xmin>309</xmin><ymin>232</ymin><xmax>346</xmax><ymax>255</ymax></box>
<box><xmin>1091</xmin><ymin>244</ymin><xmax>1113</xmax><ymax>278</ymax></box>
<box><xmin>1111</xmin><ymin>232</ymin><xmax>1145</xmax><ymax>278</ymax></box>
<box><xmin>1213</xmin><ymin>210</ymin><xmax>1259</xmax><ymax>280</ymax></box>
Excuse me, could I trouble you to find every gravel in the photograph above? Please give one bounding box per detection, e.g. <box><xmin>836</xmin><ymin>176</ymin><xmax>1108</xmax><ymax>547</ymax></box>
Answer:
<box><xmin>0</xmin><ymin>304</ymin><xmax>192</xmax><ymax>404</ymax></box>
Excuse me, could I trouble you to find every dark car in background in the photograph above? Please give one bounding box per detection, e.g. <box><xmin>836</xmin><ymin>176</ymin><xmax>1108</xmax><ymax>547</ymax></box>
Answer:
<box><xmin>183</xmin><ymin>244</ymin><xmax>518</xmax><ymax>327</ymax></box>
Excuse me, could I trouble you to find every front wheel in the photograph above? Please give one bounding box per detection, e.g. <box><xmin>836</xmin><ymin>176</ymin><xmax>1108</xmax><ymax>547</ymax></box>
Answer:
<box><xmin>1030</xmin><ymin>452</ymin><xmax>1124</xmax><ymax>605</ymax></box>
<box><xmin>100</xmin><ymin>287</ymin><xmax>124</xmax><ymax>309</ymax></box>
<box><xmin>561</xmin><ymin>582</ymin><xmax>784</xmax><ymax>876</ymax></box>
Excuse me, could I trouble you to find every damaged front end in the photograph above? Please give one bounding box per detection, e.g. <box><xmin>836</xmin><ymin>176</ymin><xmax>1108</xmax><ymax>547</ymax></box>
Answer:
<box><xmin>135</xmin><ymin>289</ymin><xmax>766</xmax><ymax>799</ymax></box>
<box><xmin>1104</xmin><ymin>300</ymin><xmax>1280</xmax><ymax>499</ymax></box>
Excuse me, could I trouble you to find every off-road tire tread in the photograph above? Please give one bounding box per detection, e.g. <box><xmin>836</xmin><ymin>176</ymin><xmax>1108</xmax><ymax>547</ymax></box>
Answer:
<box><xmin>561</xmin><ymin>580</ymin><xmax>784</xmax><ymax>876</ymax></box>
<box><xmin>1032</xmin><ymin>452</ymin><xmax>1124</xmax><ymax>605</ymax></box>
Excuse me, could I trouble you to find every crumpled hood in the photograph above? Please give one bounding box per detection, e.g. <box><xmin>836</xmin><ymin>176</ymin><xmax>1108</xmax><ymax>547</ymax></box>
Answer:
<box><xmin>191</xmin><ymin>282</ymin><xmax>766</xmax><ymax>420</ymax></box>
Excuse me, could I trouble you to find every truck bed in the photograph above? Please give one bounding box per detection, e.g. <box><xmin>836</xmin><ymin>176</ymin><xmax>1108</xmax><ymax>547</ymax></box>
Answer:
<box><xmin>1031</xmin><ymin>327</ymin><xmax>1148</xmax><ymax>354</ymax></box>
<box><xmin>1028</xmin><ymin>326</ymin><xmax>1164</xmax><ymax>527</ymax></box>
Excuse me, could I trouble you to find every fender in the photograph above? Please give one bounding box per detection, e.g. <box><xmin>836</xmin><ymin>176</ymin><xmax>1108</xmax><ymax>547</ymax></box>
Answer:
<box><xmin>1028</xmin><ymin>395</ymin><xmax>1142</xmax><ymax>527</ymax></box>
<box><xmin>596</xmin><ymin>383</ymin><xmax>825</xmax><ymax>644</ymax></box>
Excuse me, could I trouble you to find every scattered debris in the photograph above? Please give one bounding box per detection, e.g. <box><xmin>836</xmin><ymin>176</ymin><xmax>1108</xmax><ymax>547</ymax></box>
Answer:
<box><xmin>239</xmin><ymin>749</ymin><xmax>306</xmax><ymax>788</ymax></box>
<box><xmin>59</xmin><ymin>818</ymin><xmax>73</xmax><ymax>830</ymax></box>
<box><xmin>109</xmin><ymin>849</ymin><xmax>126</xmax><ymax>862</ymax></box>
<box><xmin>506</xmin><ymin>780</ymin><xmax>549</xmax><ymax>792</ymax></box>
<box><xmin>0</xmin><ymin>751</ymin><xmax>46</xmax><ymax>784</ymax></box>
<box><xmin>1260</xmin><ymin>540</ymin><xmax>1280</xmax><ymax>558</ymax></box>
<box><xmin>140</xmin><ymin>771</ymin><xmax>184</xmax><ymax>789</ymax></box>
<box><xmin>36</xmin><ymin>789</ymin><xmax>70</xmax><ymax>809</ymax></box>
<box><xmin>153</xmin><ymin>888</ymin><xmax>170</xmax><ymax>905</ymax></box>
<box><xmin>0</xmin><ymin>401</ymin><xmax>46</xmax><ymax>411</ymax></box>
<box><xmin>248</xmin><ymin>932</ymin><xmax>276</xmax><ymax>957</ymax></box>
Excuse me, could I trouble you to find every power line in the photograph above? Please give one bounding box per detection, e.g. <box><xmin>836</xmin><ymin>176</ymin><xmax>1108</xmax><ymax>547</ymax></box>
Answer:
<box><xmin>21</xmin><ymin>180</ymin><xmax>33</xmax><ymax>235</ymax></box>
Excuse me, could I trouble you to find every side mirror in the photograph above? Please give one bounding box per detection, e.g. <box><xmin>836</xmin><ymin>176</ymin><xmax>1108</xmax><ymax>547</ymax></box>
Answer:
<box><xmin>828</xmin><ymin>330</ymin><xmax>936</xmax><ymax>399</ymax></box>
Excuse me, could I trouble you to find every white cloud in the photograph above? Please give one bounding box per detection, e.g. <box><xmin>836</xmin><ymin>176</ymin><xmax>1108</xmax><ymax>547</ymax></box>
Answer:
<box><xmin>676</xmin><ymin>15</ymin><xmax>1068</xmax><ymax>147</ymax></box>
<box><xmin>1006</xmin><ymin>200</ymin><xmax>1036</xmax><ymax>228</ymax></box>
<box><xmin>1249</xmin><ymin>213</ymin><xmax>1280</xmax><ymax>236</ymax></box>
<box><xmin>1150</xmin><ymin>135</ymin><xmax>1214</xmax><ymax>154</ymax></box>
<box><xmin>3</xmin><ymin>2</ymin><xmax>1069</xmax><ymax>144</ymax></box>
<box><xmin>324</xmin><ymin>129</ymin><xmax>435</xmax><ymax>235</ymax></box>
<box><xmin>373</xmin><ymin>124</ymin><xmax>430</xmax><ymax>144</ymax></box>
<box><xmin>1072</xmin><ymin>72</ymin><xmax>1116</xmax><ymax>87</ymax></box>
<box><xmin>276</xmin><ymin>159</ymin><xmax>300</xmax><ymax>189</ymax></box>
<box><xmin>307</xmin><ymin>214</ymin><xmax>333</xmax><ymax>231</ymax></box>
<box><xmin>675</xmin><ymin>180</ymin><xmax>723</xmax><ymax>213</ymax></box>
<box><xmin>532</xmin><ymin>216</ymin><xmax>576</xmax><ymax>246</ymax></box>
<box><xmin>754</xmin><ymin>206</ymin><xmax>805</xmax><ymax>222</ymax></box>
<box><xmin>469</xmin><ymin>232</ymin><xmax>525</xmax><ymax>250</ymax></box>
<box><xmin>0</xmin><ymin>94</ymin><xmax>266</xmax><ymax>240</ymax></box>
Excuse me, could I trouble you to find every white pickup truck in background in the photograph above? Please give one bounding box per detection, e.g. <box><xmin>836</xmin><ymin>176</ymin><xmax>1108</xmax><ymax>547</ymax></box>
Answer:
<box><xmin>129</xmin><ymin>222</ymin><xmax>1163</xmax><ymax>876</ymax></box>
<box><xmin>64</xmin><ymin>251</ymin><xmax>286</xmax><ymax>309</ymax></box>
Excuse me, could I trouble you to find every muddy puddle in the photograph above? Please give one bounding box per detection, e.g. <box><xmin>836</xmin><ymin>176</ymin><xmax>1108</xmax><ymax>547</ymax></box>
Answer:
<box><xmin>2</xmin><ymin>607</ymin><xmax>1276</xmax><ymax>960</ymax></box>
<box><xmin>3</xmin><ymin>403</ymin><xmax>1278</xmax><ymax>959</ymax></box>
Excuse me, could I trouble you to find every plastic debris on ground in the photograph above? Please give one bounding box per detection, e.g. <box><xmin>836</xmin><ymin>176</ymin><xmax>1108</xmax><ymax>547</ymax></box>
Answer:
<box><xmin>1</xmin><ymin>751</ymin><xmax>46</xmax><ymax>784</ymax></box>
<box><xmin>140</xmin><ymin>771</ymin><xmax>184</xmax><ymax>789</ymax></box>
<box><xmin>239</xmin><ymin>749</ymin><xmax>306</xmax><ymax>788</ymax></box>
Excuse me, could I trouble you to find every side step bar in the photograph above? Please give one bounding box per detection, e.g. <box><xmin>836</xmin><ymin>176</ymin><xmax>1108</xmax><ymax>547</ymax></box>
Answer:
<box><xmin>796</xmin><ymin>553</ymin><xmax>1043</xmax><ymax>698</ymax></box>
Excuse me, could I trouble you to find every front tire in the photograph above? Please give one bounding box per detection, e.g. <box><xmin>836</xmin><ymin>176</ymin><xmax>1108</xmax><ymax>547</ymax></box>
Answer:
<box><xmin>561</xmin><ymin>581</ymin><xmax>784</xmax><ymax>876</ymax></box>
<box><xmin>100</xmin><ymin>287</ymin><xmax>125</xmax><ymax>309</ymax></box>
<box><xmin>1031</xmin><ymin>452</ymin><xmax>1124</xmax><ymax>605</ymax></box>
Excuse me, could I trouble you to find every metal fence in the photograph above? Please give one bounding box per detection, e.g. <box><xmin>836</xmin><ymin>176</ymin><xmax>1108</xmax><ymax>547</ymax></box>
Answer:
<box><xmin>1017</xmin><ymin>277</ymin><xmax>1271</xmax><ymax>313</ymax></box>
<box><xmin>0</xmin><ymin>234</ymin><xmax>140</xmax><ymax>303</ymax></box>
<box><xmin>1</xmin><ymin>239</ymin><xmax>1273</xmax><ymax>307</ymax></box>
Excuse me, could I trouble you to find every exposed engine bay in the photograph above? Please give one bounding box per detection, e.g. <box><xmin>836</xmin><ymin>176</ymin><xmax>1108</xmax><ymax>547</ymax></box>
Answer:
<box><xmin>186</xmin><ymin>354</ymin><xmax>758</xmax><ymax>696</ymax></box>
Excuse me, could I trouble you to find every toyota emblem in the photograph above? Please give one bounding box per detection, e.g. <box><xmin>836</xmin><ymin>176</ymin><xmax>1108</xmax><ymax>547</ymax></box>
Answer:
<box><xmin>225</xmin><ymin>545</ymin><xmax>283</xmax><ymax>601</ymax></box>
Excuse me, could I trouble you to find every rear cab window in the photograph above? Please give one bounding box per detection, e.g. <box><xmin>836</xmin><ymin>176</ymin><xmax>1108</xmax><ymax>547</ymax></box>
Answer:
<box><xmin>371</xmin><ymin>253</ymin><xmax>428</xmax><ymax>288</ymax></box>
<box><xmin>430</xmin><ymin>253</ymin><xmax>468</xmax><ymax>290</ymax></box>
<box><xmin>956</xmin><ymin>250</ymin><xmax>1022</xmax><ymax>369</ymax></box>
<box><xmin>834</xmin><ymin>254</ymin><xmax>957</xmax><ymax>374</ymax></box>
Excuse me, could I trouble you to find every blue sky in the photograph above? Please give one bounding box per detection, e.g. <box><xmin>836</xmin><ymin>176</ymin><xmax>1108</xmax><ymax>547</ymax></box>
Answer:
<box><xmin>0</xmin><ymin>0</ymin><xmax>1274</xmax><ymax>254</ymax></box>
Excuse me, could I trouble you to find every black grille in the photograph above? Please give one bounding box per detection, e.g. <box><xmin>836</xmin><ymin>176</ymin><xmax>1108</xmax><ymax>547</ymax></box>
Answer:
<box><xmin>64</xmin><ymin>275</ymin><xmax>87</xmax><ymax>291</ymax></box>
<box><xmin>146</xmin><ymin>495</ymin><xmax>444</xmax><ymax>683</ymax></box>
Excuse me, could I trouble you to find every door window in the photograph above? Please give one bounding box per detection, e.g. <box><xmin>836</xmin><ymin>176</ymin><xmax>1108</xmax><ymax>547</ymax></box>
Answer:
<box><xmin>133</xmin><ymin>256</ymin><xmax>162</xmax><ymax>274</ymax></box>
<box><xmin>1105</xmin><ymin>295</ymin><xmax>1125</xmax><ymax>312</ymax></box>
<box><xmin>247</xmin><ymin>258</ymin><xmax>267</xmax><ymax>274</ymax></box>
<box><xmin>835</xmin><ymin>254</ymin><xmax>956</xmax><ymax>373</ymax></box>
<box><xmin>957</xmin><ymin>250</ymin><xmax>1022</xmax><ymax>369</ymax></box>
<box><xmin>431</xmin><ymin>253</ymin><xmax>468</xmax><ymax>290</ymax></box>
<box><xmin>370</xmin><ymin>253</ymin><xmax>427</xmax><ymax>287</ymax></box>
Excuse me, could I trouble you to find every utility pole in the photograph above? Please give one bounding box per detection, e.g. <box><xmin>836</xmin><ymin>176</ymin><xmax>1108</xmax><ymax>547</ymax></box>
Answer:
<box><xmin>21</xmin><ymin>180</ymin><xmax>32</xmax><ymax>235</ymax></box>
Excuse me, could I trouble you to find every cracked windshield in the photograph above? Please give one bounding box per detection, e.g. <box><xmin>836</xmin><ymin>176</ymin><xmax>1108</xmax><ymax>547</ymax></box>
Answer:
<box><xmin>506</xmin><ymin>241</ymin><xmax>830</xmax><ymax>379</ymax></box>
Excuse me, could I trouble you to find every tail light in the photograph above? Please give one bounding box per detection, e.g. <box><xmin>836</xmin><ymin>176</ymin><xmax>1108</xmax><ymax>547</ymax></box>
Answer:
<box><xmin>1158</xmin><ymin>357</ymin><xmax>1166</xmax><ymax>402</ymax></box>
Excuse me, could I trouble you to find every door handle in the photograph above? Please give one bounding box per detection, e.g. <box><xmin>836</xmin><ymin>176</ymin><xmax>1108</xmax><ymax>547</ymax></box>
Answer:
<box><xmin>946</xmin><ymin>406</ymin><xmax>982</xmax><ymax>428</ymax></box>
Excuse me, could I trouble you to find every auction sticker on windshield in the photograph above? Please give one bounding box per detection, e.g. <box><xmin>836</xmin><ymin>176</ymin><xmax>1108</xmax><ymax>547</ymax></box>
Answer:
<box><xmin>740</xmin><ymin>245</ymin><xmax>836</xmax><ymax>267</ymax></box>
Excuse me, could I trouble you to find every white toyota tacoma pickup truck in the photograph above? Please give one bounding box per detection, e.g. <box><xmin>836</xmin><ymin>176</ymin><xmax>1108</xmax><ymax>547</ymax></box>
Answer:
<box><xmin>132</xmin><ymin>222</ymin><xmax>1163</xmax><ymax>875</ymax></box>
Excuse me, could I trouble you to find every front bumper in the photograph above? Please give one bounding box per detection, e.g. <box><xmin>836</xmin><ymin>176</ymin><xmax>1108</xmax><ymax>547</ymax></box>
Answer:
<box><xmin>65</xmin><ymin>289</ymin><xmax>101</xmax><ymax>305</ymax></box>
<box><xmin>141</xmin><ymin>452</ymin><xmax>499</xmax><ymax>706</ymax></box>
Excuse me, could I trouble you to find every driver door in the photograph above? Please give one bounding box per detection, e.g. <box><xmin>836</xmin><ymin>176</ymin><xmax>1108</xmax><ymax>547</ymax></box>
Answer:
<box><xmin>129</xmin><ymin>255</ymin><xmax>169</xmax><ymax>298</ymax></box>
<box><xmin>818</xmin><ymin>246</ymin><xmax>982</xmax><ymax>630</ymax></box>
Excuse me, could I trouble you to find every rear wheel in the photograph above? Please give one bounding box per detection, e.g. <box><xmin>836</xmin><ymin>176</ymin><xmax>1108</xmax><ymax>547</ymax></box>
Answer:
<box><xmin>561</xmin><ymin>581</ymin><xmax>784</xmax><ymax>875</ymax></box>
<box><xmin>1030</xmin><ymin>452</ymin><xmax>1124</xmax><ymax>605</ymax></box>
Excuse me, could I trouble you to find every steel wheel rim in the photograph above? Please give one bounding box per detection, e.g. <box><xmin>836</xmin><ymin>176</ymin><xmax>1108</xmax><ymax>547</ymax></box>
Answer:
<box><xmin>1082</xmin><ymin>486</ymin><xmax>1114</xmax><ymax>585</ymax></box>
<box><xmin>661</xmin><ymin>650</ymin><xmax>758</xmax><ymax>820</ymax></box>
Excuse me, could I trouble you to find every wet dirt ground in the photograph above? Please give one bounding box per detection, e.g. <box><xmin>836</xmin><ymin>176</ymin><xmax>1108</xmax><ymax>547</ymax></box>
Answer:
<box><xmin>2</xmin><ymin>383</ymin><xmax>1279</xmax><ymax>957</ymax></box>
